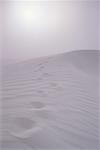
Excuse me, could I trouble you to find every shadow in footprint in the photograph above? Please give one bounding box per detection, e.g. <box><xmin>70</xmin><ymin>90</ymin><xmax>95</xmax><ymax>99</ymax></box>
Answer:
<box><xmin>14</xmin><ymin>117</ymin><xmax>35</xmax><ymax>129</ymax></box>
<box><xmin>50</xmin><ymin>82</ymin><xmax>58</xmax><ymax>87</ymax></box>
<box><xmin>31</xmin><ymin>101</ymin><xmax>45</xmax><ymax>109</ymax></box>
<box><xmin>36</xmin><ymin>90</ymin><xmax>47</xmax><ymax>97</ymax></box>
<box><xmin>35</xmin><ymin>110</ymin><xmax>52</xmax><ymax>120</ymax></box>
<box><xmin>10</xmin><ymin>117</ymin><xmax>35</xmax><ymax>131</ymax></box>
<box><xmin>43</xmin><ymin>73</ymin><xmax>51</xmax><ymax>77</ymax></box>
<box><xmin>36</xmin><ymin>77</ymin><xmax>43</xmax><ymax>81</ymax></box>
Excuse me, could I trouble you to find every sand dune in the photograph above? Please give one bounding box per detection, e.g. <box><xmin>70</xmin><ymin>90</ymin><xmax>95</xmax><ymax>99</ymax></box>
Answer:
<box><xmin>1</xmin><ymin>50</ymin><xmax>100</xmax><ymax>150</ymax></box>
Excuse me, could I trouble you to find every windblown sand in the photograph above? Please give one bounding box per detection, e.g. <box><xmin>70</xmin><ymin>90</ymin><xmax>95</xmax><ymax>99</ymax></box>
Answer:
<box><xmin>1</xmin><ymin>50</ymin><xmax>99</xmax><ymax>150</ymax></box>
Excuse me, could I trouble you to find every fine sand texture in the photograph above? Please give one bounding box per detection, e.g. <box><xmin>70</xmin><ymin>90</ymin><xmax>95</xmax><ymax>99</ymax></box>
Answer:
<box><xmin>1</xmin><ymin>50</ymin><xmax>100</xmax><ymax>150</ymax></box>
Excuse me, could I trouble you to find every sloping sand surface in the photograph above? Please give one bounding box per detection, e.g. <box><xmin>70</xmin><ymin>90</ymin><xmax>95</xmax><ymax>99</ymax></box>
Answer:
<box><xmin>1</xmin><ymin>50</ymin><xmax>99</xmax><ymax>150</ymax></box>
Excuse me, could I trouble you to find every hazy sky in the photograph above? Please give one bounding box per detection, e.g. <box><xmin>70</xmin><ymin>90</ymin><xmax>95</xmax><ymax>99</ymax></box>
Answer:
<box><xmin>1</xmin><ymin>0</ymin><xmax>99</xmax><ymax>63</ymax></box>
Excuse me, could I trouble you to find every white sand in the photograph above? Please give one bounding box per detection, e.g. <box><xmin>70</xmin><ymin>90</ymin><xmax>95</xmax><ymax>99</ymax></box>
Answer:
<box><xmin>1</xmin><ymin>50</ymin><xmax>99</xmax><ymax>150</ymax></box>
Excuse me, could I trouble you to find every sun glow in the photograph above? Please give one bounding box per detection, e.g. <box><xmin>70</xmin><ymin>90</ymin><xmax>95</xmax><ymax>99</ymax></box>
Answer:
<box><xmin>13</xmin><ymin>4</ymin><xmax>59</xmax><ymax>33</ymax></box>
<box><xmin>20</xmin><ymin>5</ymin><xmax>43</xmax><ymax>26</ymax></box>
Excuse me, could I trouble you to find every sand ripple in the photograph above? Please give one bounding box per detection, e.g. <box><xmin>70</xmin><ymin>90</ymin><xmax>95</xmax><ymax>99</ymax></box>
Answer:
<box><xmin>1</xmin><ymin>50</ymin><xmax>99</xmax><ymax>149</ymax></box>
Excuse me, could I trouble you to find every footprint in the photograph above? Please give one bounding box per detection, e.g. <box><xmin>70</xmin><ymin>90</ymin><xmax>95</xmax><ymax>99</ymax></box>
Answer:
<box><xmin>8</xmin><ymin>117</ymin><xmax>40</xmax><ymax>138</ymax></box>
<box><xmin>35</xmin><ymin>110</ymin><xmax>52</xmax><ymax>120</ymax></box>
<box><xmin>36</xmin><ymin>77</ymin><xmax>43</xmax><ymax>81</ymax></box>
<box><xmin>10</xmin><ymin>117</ymin><xmax>35</xmax><ymax>131</ymax></box>
<box><xmin>50</xmin><ymin>82</ymin><xmax>58</xmax><ymax>87</ymax></box>
<box><xmin>42</xmin><ymin>73</ymin><xmax>51</xmax><ymax>78</ymax></box>
<box><xmin>38</xmin><ymin>66</ymin><xmax>44</xmax><ymax>70</ymax></box>
<box><xmin>30</xmin><ymin>101</ymin><xmax>45</xmax><ymax>109</ymax></box>
<box><xmin>37</xmin><ymin>63</ymin><xmax>43</xmax><ymax>66</ymax></box>
<box><xmin>36</xmin><ymin>90</ymin><xmax>47</xmax><ymax>97</ymax></box>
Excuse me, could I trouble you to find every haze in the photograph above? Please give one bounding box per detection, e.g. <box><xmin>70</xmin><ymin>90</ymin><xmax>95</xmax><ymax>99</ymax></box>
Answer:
<box><xmin>1</xmin><ymin>0</ymin><xmax>99</xmax><ymax>63</ymax></box>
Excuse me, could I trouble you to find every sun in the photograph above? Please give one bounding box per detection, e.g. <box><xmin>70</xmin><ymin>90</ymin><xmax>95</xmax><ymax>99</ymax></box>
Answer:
<box><xmin>19</xmin><ymin>5</ymin><xmax>43</xmax><ymax>28</ymax></box>
<box><xmin>12</xmin><ymin>3</ymin><xmax>60</xmax><ymax>34</ymax></box>
<box><xmin>22</xmin><ymin>8</ymin><xmax>34</xmax><ymax>22</ymax></box>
